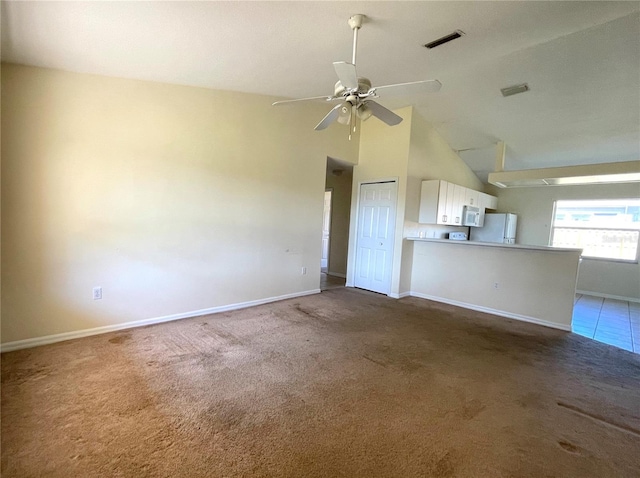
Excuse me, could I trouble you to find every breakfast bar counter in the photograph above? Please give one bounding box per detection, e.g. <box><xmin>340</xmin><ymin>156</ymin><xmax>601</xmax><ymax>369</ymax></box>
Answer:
<box><xmin>406</xmin><ymin>237</ymin><xmax>581</xmax><ymax>253</ymax></box>
<box><xmin>405</xmin><ymin>238</ymin><xmax>582</xmax><ymax>330</ymax></box>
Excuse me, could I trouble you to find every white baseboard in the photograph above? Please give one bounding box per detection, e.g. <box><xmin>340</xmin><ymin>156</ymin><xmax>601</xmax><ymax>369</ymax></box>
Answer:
<box><xmin>576</xmin><ymin>290</ymin><xmax>640</xmax><ymax>303</ymax></box>
<box><xmin>0</xmin><ymin>289</ymin><xmax>321</xmax><ymax>353</ymax></box>
<box><xmin>409</xmin><ymin>292</ymin><xmax>572</xmax><ymax>332</ymax></box>
<box><xmin>388</xmin><ymin>291</ymin><xmax>411</xmax><ymax>299</ymax></box>
<box><xmin>327</xmin><ymin>271</ymin><xmax>347</xmax><ymax>279</ymax></box>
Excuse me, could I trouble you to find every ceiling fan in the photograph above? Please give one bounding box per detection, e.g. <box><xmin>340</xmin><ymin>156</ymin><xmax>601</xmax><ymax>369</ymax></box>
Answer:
<box><xmin>272</xmin><ymin>14</ymin><xmax>442</xmax><ymax>134</ymax></box>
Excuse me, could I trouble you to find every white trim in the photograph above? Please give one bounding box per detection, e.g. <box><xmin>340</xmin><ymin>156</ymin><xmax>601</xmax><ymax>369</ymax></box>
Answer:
<box><xmin>409</xmin><ymin>291</ymin><xmax>572</xmax><ymax>332</ymax></box>
<box><xmin>388</xmin><ymin>291</ymin><xmax>411</xmax><ymax>299</ymax></box>
<box><xmin>576</xmin><ymin>290</ymin><xmax>640</xmax><ymax>304</ymax></box>
<box><xmin>322</xmin><ymin>187</ymin><xmax>333</xmax><ymax>273</ymax></box>
<box><xmin>326</xmin><ymin>271</ymin><xmax>346</xmax><ymax>279</ymax></box>
<box><xmin>359</xmin><ymin>177</ymin><xmax>400</xmax><ymax>186</ymax></box>
<box><xmin>0</xmin><ymin>289</ymin><xmax>321</xmax><ymax>353</ymax></box>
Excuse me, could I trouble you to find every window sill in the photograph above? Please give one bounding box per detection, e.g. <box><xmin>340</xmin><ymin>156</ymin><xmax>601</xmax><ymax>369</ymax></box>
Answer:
<box><xmin>579</xmin><ymin>256</ymin><xmax>639</xmax><ymax>265</ymax></box>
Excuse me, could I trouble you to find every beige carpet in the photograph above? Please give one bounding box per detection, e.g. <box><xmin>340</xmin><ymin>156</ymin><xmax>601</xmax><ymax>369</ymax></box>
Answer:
<box><xmin>2</xmin><ymin>288</ymin><xmax>639</xmax><ymax>477</ymax></box>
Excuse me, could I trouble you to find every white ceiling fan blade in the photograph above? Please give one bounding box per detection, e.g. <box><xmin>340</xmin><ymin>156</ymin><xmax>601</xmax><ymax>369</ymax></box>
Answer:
<box><xmin>365</xmin><ymin>101</ymin><xmax>403</xmax><ymax>126</ymax></box>
<box><xmin>372</xmin><ymin>79</ymin><xmax>442</xmax><ymax>97</ymax></box>
<box><xmin>333</xmin><ymin>61</ymin><xmax>358</xmax><ymax>90</ymax></box>
<box><xmin>314</xmin><ymin>103</ymin><xmax>344</xmax><ymax>131</ymax></box>
<box><xmin>272</xmin><ymin>95</ymin><xmax>337</xmax><ymax>106</ymax></box>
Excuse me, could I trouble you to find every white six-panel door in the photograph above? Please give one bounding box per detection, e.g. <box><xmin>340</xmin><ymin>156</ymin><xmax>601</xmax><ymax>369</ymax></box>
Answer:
<box><xmin>354</xmin><ymin>181</ymin><xmax>397</xmax><ymax>294</ymax></box>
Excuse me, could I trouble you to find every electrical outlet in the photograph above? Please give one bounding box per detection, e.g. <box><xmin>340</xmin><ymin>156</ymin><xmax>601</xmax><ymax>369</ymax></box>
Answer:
<box><xmin>494</xmin><ymin>282</ymin><xmax>499</xmax><ymax>289</ymax></box>
<box><xmin>93</xmin><ymin>287</ymin><xmax>102</xmax><ymax>300</ymax></box>
<box><xmin>301</xmin><ymin>267</ymin><xmax>307</xmax><ymax>275</ymax></box>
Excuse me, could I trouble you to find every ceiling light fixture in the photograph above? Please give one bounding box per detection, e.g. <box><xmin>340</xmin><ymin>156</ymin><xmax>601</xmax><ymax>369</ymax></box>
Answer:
<box><xmin>337</xmin><ymin>103</ymin><xmax>352</xmax><ymax>125</ymax></box>
<box><xmin>424</xmin><ymin>30</ymin><xmax>465</xmax><ymax>49</ymax></box>
<box><xmin>488</xmin><ymin>161</ymin><xmax>640</xmax><ymax>188</ymax></box>
<box><xmin>501</xmin><ymin>83</ymin><xmax>530</xmax><ymax>97</ymax></box>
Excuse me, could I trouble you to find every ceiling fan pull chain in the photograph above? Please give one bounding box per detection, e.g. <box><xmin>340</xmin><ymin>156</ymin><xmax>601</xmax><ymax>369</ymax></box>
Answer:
<box><xmin>352</xmin><ymin>105</ymin><xmax>356</xmax><ymax>133</ymax></box>
<box><xmin>348</xmin><ymin>103</ymin><xmax>355</xmax><ymax>140</ymax></box>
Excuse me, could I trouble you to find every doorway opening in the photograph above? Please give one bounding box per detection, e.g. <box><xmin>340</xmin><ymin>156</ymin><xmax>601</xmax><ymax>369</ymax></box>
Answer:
<box><xmin>321</xmin><ymin>157</ymin><xmax>353</xmax><ymax>291</ymax></box>
<box><xmin>321</xmin><ymin>189</ymin><xmax>332</xmax><ymax>273</ymax></box>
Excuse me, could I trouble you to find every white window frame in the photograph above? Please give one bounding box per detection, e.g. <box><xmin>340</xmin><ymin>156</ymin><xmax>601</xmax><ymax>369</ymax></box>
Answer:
<box><xmin>550</xmin><ymin>199</ymin><xmax>640</xmax><ymax>264</ymax></box>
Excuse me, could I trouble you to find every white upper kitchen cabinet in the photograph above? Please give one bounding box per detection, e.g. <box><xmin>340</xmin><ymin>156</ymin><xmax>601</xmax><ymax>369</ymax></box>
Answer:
<box><xmin>450</xmin><ymin>184</ymin><xmax>466</xmax><ymax>225</ymax></box>
<box><xmin>478</xmin><ymin>192</ymin><xmax>499</xmax><ymax>226</ymax></box>
<box><xmin>479</xmin><ymin>192</ymin><xmax>498</xmax><ymax>212</ymax></box>
<box><xmin>420</xmin><ymin>180</ymin><xmax>498</xmax><ymax>226</ymax></box>
<box><xmin>465</xmin><ymin>188</ymin><xmax>480</xmax><ymax>208</ymax></box>
<box><xmin>419</xmin><ymin>180</ymin><xmax>448</xmax><ymax>224</ymax></box>
<box><xmin>419</xmin><ymin>180</ymin><xmax>465</xmax><ymax>225</ymax></box>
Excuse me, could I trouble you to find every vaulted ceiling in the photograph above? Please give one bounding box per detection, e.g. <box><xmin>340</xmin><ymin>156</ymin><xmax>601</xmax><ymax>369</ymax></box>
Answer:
<box><xmin>2</xmin><ymin>1</ymin><xmax>639</xmax><ymax>182</ymax></box>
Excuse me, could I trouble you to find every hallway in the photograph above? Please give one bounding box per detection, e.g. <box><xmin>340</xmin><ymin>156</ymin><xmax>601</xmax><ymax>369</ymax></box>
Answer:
<box><xmin>320</xmin><ymin>273</ymin><xmax>346</xmax><ymax>291</ymax></box>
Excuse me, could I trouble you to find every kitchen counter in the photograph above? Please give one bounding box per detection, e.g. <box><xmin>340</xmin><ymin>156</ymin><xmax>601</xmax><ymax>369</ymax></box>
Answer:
<box><xmin>406</xmin><ymin>238</ymin><xmax>582</xmax><ymax>330</ymax></box>
<box><xmin>405</xmin><ymin>237</ymin><xmax>582</xmax><ymax>254</ymax></box>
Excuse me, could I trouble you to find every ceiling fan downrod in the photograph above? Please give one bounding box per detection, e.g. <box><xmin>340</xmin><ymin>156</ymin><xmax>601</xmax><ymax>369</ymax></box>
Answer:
<box><xmin>349</xmin><ymin>14</ymin><xmax>365</xmax><ymax>66</ymax></box>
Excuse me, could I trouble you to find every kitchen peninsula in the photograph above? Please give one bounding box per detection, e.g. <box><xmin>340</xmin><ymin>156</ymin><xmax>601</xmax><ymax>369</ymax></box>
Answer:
<box><xmin>406</xmin><ymin>238</ymin><xmax>582</xmax><ymax>330</ymax></box>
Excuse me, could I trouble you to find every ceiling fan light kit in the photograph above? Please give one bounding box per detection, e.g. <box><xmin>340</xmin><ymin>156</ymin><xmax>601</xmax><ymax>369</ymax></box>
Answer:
<box><xmin>337</xmin><ymin>103</ymin><xmax>352</xmax><ymax>125</ymax></box>
<box><xmin>272</xmin><ymin>14</ymin><xmax>442</xmax><ymax>136</ymax></box>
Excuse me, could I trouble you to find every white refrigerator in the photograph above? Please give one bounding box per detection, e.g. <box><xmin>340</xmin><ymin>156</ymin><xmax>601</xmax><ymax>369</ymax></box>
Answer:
<box><xmin>469</xmin><ymin>213</ymin><xmax>517</xmax><ymax>244</ymax></box>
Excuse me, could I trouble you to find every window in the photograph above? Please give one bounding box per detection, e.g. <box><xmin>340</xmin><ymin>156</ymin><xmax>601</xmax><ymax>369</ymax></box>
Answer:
<box><xmin>551</xmin><ymin>199</ymin><xmax>640</xmax><ymax>262</ymax></box>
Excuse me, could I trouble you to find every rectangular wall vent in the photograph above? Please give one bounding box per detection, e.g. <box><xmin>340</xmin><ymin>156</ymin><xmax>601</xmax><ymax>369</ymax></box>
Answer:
<box><xmin>501</xmin><ymin>83</ymin><xmax>530</xmax><ymax>97</ymax></box>
<box><xmin>424</xmin><ymin>30</ymin><xmax>464</xmax><ymax>49</ymax></box>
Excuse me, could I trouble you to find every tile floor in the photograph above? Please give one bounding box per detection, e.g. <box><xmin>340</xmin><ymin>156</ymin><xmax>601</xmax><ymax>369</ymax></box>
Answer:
<box><xmin>572</xmin><ymin>294</ymin><xmax>640</xmax><ymax>353</ymax></box>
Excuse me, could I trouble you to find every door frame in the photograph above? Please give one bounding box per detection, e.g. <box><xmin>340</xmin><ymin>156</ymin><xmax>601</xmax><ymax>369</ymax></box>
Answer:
<box><xmin>350</xmin><ymin>177</ymin><xmax>399</xmax><ymax>296</ymax></box>
<box><xmin>321</xmin><ymin>188</ymin><xmax>333</xmax><ymax>273</ymax></box>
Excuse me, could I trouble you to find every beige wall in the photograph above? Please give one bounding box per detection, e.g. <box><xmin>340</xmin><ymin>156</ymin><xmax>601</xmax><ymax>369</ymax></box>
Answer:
<box><xmin>346</xmin><ymin>106</ymin><xmax>412</xmax><ymax>296</ymax></box>
<box><xmin>491</xmin><ymin>182</ymin><xmax>640</xmax><ymax>300</ymax></box>
<box><xmin>1</xmin><ymin>63</ymin><xmax>358</xmax><ymax>344</ymax></box>
<box><xmin>325</xmin><ymin>167</ymin><xmax>352</xmax><ymax>277</ymax></box>
<box><xmin>400</xmin><ymin>110</ymin><xmax>485</xmax><ymax>293</ymax></box>
<box><xmin>411</xmin><ymin>241</ymin><xmax>581</xmax><ymax>329</ymax></box>
<box><xmin>346</xmin><ymin>107</ymin><xmax>485</xmax><ymax>296</ymax></box>
<box><xmin>405</xmin><ymin>111</ymin><xmax>483</xmax><ymax>223</ymax></box>
<box><xmin>6</xmin><ymin>63</ymin><xmax>633</xmax><ymax>347</ymax></box>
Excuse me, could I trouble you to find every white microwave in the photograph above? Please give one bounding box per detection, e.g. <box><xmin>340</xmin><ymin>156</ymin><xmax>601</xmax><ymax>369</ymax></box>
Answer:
<box><xmin>462</xmin><ymin>206</ymin><xmax>481</xmax><ymax>227</ymax></box>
